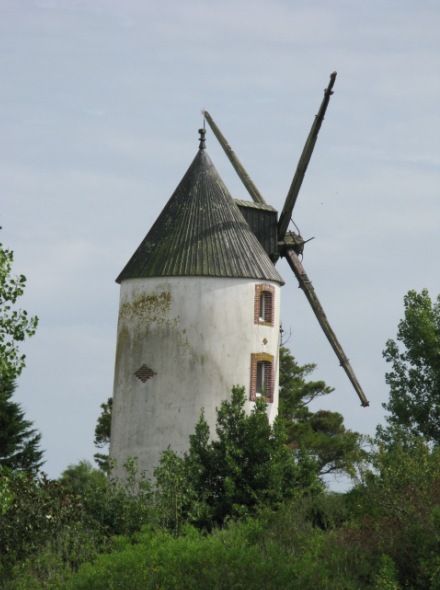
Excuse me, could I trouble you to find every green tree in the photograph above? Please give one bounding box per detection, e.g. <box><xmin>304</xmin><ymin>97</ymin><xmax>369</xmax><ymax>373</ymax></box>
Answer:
<box><xmin>0</xmin><ymin>229</ymin><xmax>38</xmax><ymax>380</ymax></box>
<box><xmin>0</xmin><ymin>231</ymin><xmax>42</xmax><ymax>472</ymax></box>
<box><xmin>348</xmin><ymin>437</ymin><xmax>440</xmax><ymax>589</ymax></box>
<box><xmin>0</xmin><ymin>469</ymin><xmax>83</xmax><ymax>584</ymax></box>
<box><xmin>379</xmin><ymin>289</ymin><xmax>440</xmax><ymax>444</ymax></box>
<box><xmin>60</xmin><ymin>458</ymin><xmax>154</xmax><ymax>539</ymax></box>
<box><xmin>0</xmin><ymin>377</ymin><xmax>43</xmax><ymax>472</ymax></box>
<box><xmin>155</xmin><ymin>386</ymin><xmax>321</xmax><ymax>531</ymax></box>
<box><xmin>60</xmin><ymin>460</ymin><xmax>107</xmax><ymax>496</ymax></box>
<box><xmin>279</xmin><ymin>347</ymin><xmax>364</xmax><ymax>477</ymax></box>
<box><xmin>94</xmin><ymin>398</ymin><xmax>112</xmax><ymax>472</ymax></box>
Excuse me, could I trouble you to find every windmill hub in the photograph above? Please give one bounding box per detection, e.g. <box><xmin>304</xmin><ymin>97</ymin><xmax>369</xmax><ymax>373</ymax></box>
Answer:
<box><xmin>280</xmin><ymin>231</ymin><xmax>306</xmax><ymax>257</ymax></box>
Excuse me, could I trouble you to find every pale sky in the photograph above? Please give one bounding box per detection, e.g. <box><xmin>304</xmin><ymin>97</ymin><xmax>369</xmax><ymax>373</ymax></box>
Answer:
<box><xmin>1</xmin><ymin>0</ymin><xmax>440</xmax><ymax>480</ymax></box>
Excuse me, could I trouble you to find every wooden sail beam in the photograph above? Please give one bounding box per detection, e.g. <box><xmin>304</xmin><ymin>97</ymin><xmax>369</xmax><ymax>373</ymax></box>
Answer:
<box><xmin>277</xmin><ymin>72</ymin><xmax>337</xmax><ymax>241</ymax></box>
<box><xmin>202</xmin><ymin>110</ymin><xmax>267</xmax><ymax>206</ymax></box>
<box><xmin>202</xmin><ymin>84</ymin><xmax>369</xmax><ymax>408</ymax></box>
<box><xmin>283</xmin><ymin>246</ymin><xmax>369</xmax><ymax>407</ymax></box>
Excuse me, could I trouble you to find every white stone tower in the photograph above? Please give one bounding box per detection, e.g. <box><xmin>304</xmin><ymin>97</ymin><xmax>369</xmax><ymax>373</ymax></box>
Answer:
<box><xmin>110</xmin><ymin>130</ymin><xmax>284</xmax><ymax>478</ymax></box>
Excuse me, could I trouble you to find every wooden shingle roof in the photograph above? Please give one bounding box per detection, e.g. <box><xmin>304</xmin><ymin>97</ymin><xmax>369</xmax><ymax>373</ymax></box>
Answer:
<box><xmin>116</xmin><ymin>142</ymin><xmax>284</xmax><ymax>285</ymax></box>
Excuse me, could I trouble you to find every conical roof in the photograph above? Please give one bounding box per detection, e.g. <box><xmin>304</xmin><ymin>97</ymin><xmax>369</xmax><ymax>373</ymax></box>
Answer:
<box><xmin>116</xmin><ymin>136</ymin><xmax>284</xmax><ymax>285</ymax></box>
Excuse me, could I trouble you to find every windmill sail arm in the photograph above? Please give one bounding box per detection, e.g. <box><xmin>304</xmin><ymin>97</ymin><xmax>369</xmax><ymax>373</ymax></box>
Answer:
<box><xmin>284</xmin><ymin>247</ymin><xmax>369</xmax><ymax>407</ymax></box>
<box><xmin>202</xmin><ymin>110</ymin><xmax>266</xmax><ymax>206</ymax></box>
<box><xmin>277</xmin><ymin>72</ymin><xmax>337</xmax><ymax>240</ymax></box>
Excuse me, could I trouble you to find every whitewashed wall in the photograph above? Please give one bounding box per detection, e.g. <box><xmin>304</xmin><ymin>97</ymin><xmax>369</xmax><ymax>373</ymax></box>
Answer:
<box><xmin>110</xmin><ymin>276</ymin><xmax>281</xmax><ymax>479</ymax></box>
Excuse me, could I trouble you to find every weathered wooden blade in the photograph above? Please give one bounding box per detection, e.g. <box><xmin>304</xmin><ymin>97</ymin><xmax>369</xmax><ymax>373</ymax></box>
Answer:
<box><xmin>202</xmin><ymin>110</ymin><xmax>267</xmax><ymax>206</ymax></box>
<box><xmin>277</xmin><ymin>72</ymin><xmax>337</xmax><ymax>241</ymax></box>
<box><xmin>203</xmin><ymin>97</ymin><xmax>368</xmax><ymax>407</ymax></box>
<box><xmin>283</xmin><ymin>246</ymin><xmax>369</xmax><ymax>407</ymax></box>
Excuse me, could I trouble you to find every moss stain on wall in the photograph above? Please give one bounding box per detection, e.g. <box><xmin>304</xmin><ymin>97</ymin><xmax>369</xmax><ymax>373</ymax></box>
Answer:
<box><xmin>119</xmin><ymin>291</ymin><xmax>172</xmax><ymax>323</ymax></box>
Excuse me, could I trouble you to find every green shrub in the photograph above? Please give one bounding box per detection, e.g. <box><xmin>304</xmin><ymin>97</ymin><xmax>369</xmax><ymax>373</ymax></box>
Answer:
<box><xmin>1</xmin><ymin>460</ymin><xmax>155</xmax><ymax>588</ymax></box>
<box><xmin>0</xmin><ymin>469</ymin><xmax>82</xmax><ymax>583</ymax></box>
<box><xmin>64</xmin><ymin>523</ymin><xmax>297</xmax><ymax>590</ymax></box>
<box><xmin>7</xmin><ymin>523</ymin><xmax>101</xmax><ymax>590</ymax></box>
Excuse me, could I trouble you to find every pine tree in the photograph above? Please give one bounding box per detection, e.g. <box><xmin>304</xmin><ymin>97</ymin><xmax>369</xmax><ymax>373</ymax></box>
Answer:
<box><xmin>279</xmin><ymin>346</ymin><xmax>364</xmax><ymax>477</ymax></box>
<box><xmin>0</xmin><ymin>229</ymin><xmax>42</xmax><ymax>471</ymax></box>
<box><xmin>93</xmin><ymin>397</ymin><xmax>112</xmax><ymax>472</ymax></box>
<box><xmin>0</xmin><ymin>377</ymin><xmax>43</xmax><ymax>471</ymax></box>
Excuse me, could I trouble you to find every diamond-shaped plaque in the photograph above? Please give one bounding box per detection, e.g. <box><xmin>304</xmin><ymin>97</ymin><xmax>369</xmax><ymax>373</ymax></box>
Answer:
<box><xmin>134</xmin><ymin>364</ymin><xmax>157</xmax><ymax>383</ymax></box>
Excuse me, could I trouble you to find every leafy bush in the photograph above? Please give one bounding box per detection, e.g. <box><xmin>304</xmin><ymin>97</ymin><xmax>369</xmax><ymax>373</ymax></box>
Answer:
<box><xmin>0</xmin><ymin>461</ymin><xmax>154</xmax><ymax>588</ymax></box>
<box><xmin>346</xmin><ymin>438</ymin><xmax>440</xmax><ymax>589</ymax></box>
<box><xmin>7</xmin><ymin>523</ymin><xmax>101</xmax><ymax>590</ymax></box>
<box><xmin>0</xmin><ymin>469</ymin><xmax>82</xmax><ymax>583</ymax></box>
<box><xmin>153</xmin><ymin>386</ymin><xmax>322</xmax><ymax>532</ymax></box>
<box><xmin>63</xmin><ymin>506</ymin><xmax>378</xmax><ymax>590</ymax></box>
<box><xmin>64</xmin><ymin>523</ymin><xmax>297</xmax><ymax>590</ymax></box>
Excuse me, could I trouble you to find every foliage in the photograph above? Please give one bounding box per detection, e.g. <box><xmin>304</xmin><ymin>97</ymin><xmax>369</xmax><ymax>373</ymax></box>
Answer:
<box><xmin>10</xmin><ymin>300</ymin><xmax>440</xmax><ymax>589</ymax></box>
<box><xmin>93</xmin><ymin>398</ymin><xmax>112</xmax><ymax>473</ymax></box>
<box><xmin>279</xmin><ymin>346</ymin><xmax>365</xmax><ymax>477</ymax></box>
<box><xmin>347</xmin><ymin>437</ymin><xmax>440</xmax><ymax>589</ymax></box>
<box><xmin>7</xmin><ymin>440</ymin><xmax>440</xmax><ymax>589</ymax></box>
<box><xmin>8</xmin><ymin>522</ymin><xmax>101</xmax><ymax>590</ymax></box>
<box><xmin>0</xmin><ymin>230</ymin><xmax>42</xmax><ymax>475</ymax></box>
<box><xmin>5</xmin><ymin>489</ymin><xmax>384</xmax><ymax>590</ymax></box>
<box><xmin>64</xmin><ymin>512</ymin><xmax>375</xmax><ymax>590</ymax></box>
<box><xmin>0</xmin><ymin>468</ymin><xmax>83</xmax><ymax>584</ymax></box>
<box><xmin>380</xmin><ymin>289</ymin><xmax>440</xmax><ymax>444</ymax></box>
<box><xmin>0</xmin><ymin>229</ymin><xmax>38</xmax><ymax>380</ymax></box>
<box><xmin>0</xmin><ymin>377</ymin><xmax>43</xmax><ymax>472</ymax></box>
<box><xmin>260</xmin><ymin>494</ymin><xmax>376</xmax><ymax>589</ymax></box>
<box><xmin>279</xmin><ymin>345</ymin><xmax>334</xmax><ymax>407</ymax></box>
<box><xmin>61</xmin><ymin>497</ymin><xmax>378</xmax><ymax>590</ymax></box>
<box><xmin>153</xmin><ymin>386</ymin><xmax>322</xmax><ymax>532</ymax></box>
<box><xmin>0</xmin><ymin>460</ymin><xmax>155</xmax><ymax>588</ymax></box>
<box><xmin>60</xmin><ymin>459</ymin><xmax>154</xmax><ymax>539</ymax></box>
<box><xmin>60</xmin><ymin>460</ymin><xmax>107</xmax><ymax>496</ymax></box>
<box><xmin>63</xmin><ymin>523</ymin><xmax>298</xmax><ymax>590</ymax></box>
<box><xmin>371</xmin><ymin>555</ymin><xmax>401</xmax><ymax>590</ymax></box>
<box><xmin>154</xmin><ymin>449</ymin><xmax>193</xmax><ymax>535</ymax></box>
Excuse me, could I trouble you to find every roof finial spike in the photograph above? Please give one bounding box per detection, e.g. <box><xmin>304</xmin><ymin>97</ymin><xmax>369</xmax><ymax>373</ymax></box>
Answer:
<box><xmin>198</xmin><ymin>127</ymin><xmax>206</xmax><ymax>150</ymax></box>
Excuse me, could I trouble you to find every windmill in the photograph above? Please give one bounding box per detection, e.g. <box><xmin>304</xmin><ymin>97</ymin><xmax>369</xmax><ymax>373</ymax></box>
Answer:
<box><xmin>110</xmin><ymin>73</ymin><xmax>368</xmax><ymax>480</ymax></box>
<box><xmin>202</xmin><ymin>71</ymin><xmax>369</xmax><ymax>408</ymax></box>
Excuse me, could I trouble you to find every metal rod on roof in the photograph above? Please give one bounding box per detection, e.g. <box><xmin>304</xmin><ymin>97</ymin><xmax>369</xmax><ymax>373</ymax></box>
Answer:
<box><xmin>202</xmin><ymin>110</ymin><xmax>267</xmax><ymax>206</ymax></box>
